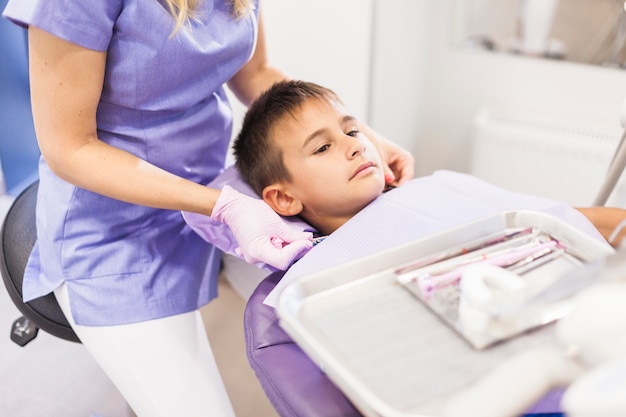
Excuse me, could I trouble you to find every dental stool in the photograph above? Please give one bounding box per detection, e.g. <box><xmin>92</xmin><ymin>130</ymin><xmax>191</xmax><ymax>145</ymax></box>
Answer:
<box><xmin>0</xmin><ymin>180</ymin><xmax>80</xmax><ymax>346</ymax></box>
<box><xmin>244</xmin><ymin>272</ymin><xmax>567</xmax><ymax>417</ymax></box>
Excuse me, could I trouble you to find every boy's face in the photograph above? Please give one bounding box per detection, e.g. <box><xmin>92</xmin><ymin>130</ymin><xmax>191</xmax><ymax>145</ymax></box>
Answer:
<box><xmin>267</xmin><ymin>98</ymin><xmax>385</xmax><ymax>233</ymax></box>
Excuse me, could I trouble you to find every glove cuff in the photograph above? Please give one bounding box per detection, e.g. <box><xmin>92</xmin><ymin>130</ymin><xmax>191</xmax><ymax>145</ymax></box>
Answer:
<box><xmin>211</xmin><ymin>185</ymin><xmax>240</xmax><ymax>223</ymax></box>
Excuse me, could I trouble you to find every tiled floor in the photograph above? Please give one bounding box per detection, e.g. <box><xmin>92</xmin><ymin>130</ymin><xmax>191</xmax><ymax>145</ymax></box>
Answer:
<box><xmin>0</xmin><ymin>221</ymin><xmax>278</xmax><ymax>417</ymax></box>
<box><xmin>0</xmin><ymin>271</ymin><xmax>130</xmax><ymax>417</ymax></box>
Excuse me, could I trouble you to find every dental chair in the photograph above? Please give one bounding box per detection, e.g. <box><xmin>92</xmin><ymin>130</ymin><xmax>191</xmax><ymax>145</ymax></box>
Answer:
<box><xmin>244</xmin><ymin>271</ymin><xmax>566</xmax><ymax>417</ymax></box>
<box><xmin>0</xmin><ymin>180</ymin><xmax>80</xmax><ymax>346</ymax></box>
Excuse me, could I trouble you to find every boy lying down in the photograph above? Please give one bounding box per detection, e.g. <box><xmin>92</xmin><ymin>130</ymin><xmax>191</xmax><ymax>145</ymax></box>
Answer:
<box><xmin>183</xmin><ymin>80</ymin><xmax>626</xmax><ymax>305</ymax></box>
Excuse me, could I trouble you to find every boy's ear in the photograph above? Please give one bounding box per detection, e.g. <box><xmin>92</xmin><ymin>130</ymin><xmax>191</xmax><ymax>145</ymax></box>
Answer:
<box><xmin>262</xmin><ymin>184</ymin><xmax>303</xmax><ymax>217</ymax></box>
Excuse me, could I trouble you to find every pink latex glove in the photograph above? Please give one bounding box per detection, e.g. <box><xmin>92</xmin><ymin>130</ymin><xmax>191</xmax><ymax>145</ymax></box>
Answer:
<box><xmin>211</xmin><ymin>185</ymin><xmax>314</xmax><ymax>270</ymax></box>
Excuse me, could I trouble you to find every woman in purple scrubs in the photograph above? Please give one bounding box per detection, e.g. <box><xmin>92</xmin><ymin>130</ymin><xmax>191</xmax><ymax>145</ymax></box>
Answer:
<box><xmin>2</xmin><ymin>0</ymin><xmax>415</xmax><ymax>415</ymax></box>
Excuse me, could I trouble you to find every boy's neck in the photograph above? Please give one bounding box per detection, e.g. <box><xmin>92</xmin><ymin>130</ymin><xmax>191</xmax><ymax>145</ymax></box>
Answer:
<box><xmin>304</xmin><ymin>215</ymin><xmax>350</xmax><ymax>236</ymax></box>
<box><xmin>304</xmin><ymin>184</ymin><xmax>396</xmax><ymax>235</ymax></box>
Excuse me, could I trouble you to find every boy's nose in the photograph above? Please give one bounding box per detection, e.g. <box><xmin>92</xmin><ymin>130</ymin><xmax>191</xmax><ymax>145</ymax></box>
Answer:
<box><xmin>347</xmin><ymin>137</ymin><xmax>365</xmax><ymax>158</ymax></box>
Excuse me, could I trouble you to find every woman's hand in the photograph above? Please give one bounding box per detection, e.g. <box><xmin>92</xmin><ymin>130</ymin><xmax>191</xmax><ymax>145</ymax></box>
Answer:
<box><xmin>359</xmin><ymin>123</ymin><xmax>415</xmax><ymax>187</ymax></box>
<box><xmin>211</xmin><ymin>186</ymin><xmax>314</xmax><ymax>270</ymax></box>
<box><xmin>378</xmin><ymin>137</ymin><xmax>415</xmax><ymax>186</ymax></box>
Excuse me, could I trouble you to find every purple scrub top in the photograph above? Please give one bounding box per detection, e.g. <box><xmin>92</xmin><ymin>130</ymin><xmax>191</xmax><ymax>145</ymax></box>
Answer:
<box><xmin>2</xmin><ymin>0</ymin><xmax>260</xmax><ymax>325</ymax></box>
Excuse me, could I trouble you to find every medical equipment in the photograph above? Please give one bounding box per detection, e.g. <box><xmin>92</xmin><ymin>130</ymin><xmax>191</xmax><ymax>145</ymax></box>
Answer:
<box><xmin>593</xmin><ymin>97</ymin><xmax>626</xmax><ymax>205</ymax></box>
<box><xmin>555</xmin><ymin>245</ymin><xmax>626</xmax><ymax>417</ymax></box>
<box><xmin>399</xmin><ymin>233</ymin><xmax>562</xmax><ymax>296</ymax></box>
<box><xmin>396</xmin><ymin>223</ymin><xmax>598</xmax><ymax>351</ymax></box>
<box><xmin>443</xmin><ymin>245</ymin><xmax>626</xmax><ymax>417</ymax></box>
<box><xmin>274</xmin><ymin>210</ymin><xmax>611</xmax><ymax>417</ymax></box>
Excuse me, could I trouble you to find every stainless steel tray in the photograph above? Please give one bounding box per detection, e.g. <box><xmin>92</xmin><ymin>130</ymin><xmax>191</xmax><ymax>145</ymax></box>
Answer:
<box><xmin>276</xmin><ymin>211</ymin><xmax>613</xmax><ymax>417</ymax></box>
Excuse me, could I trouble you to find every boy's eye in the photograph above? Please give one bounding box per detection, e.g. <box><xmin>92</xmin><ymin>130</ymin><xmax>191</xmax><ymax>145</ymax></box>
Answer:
<box><xmin>346</xmin><ymin>129</ymin><xmax>360</xmax><ymax>137</ymax></box>
<box><xmin>314</xmin><ymin>144</ymin><xmax>330</xmax><ymax>154</ymax></box>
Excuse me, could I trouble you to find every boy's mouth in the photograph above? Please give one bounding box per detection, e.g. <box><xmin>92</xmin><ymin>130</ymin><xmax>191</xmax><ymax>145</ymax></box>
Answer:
<box><xmin>350</xmin><ymin>161</ymin><xmax>376</xmax><ymax>180</ymax></box>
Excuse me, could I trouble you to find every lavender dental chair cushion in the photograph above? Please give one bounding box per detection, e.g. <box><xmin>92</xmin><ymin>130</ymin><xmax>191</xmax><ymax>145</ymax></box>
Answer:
<box><xmin>244</xmin><ymin>271</ymin><xmax>362</xmax><ymax>417</ymax></box>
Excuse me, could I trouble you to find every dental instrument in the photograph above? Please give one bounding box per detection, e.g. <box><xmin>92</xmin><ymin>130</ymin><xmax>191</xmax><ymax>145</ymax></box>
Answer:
<box><xmin>593</xmin><ymin>97</ymin><xmax>626</xmax><ymax>205</ymax></box>
<box><xmin>415</xmin><ymin>239</ymin><xmax>561</xmax><ymax>298</ymax></box>
<box><xmin>394</xmin><ymin>227</ymin><xmax>535</xmax><ymax>276</ymax></box>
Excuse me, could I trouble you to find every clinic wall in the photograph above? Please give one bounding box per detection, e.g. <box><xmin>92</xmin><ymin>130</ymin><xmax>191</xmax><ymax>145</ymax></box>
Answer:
<box><xmin>412</xmin><ymin>0</ymin><xmax>626</xmax><ymax>176</ymax></box>
<box><xmin>368</xmin><ymin>0</ymin><xmax>432</xmax><ymax>153</ymax></box>
<box><xmin>261</xmin><ymin>0</ymin><xmax>372</xmax><ymax>120</ymax></box>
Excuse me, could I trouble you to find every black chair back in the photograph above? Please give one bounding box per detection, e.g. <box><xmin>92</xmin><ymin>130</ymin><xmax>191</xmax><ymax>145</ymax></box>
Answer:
<box><xmin>0</xmin><ymin>181</ymin><xmax>80</xmax><ymax>345</ymax></box>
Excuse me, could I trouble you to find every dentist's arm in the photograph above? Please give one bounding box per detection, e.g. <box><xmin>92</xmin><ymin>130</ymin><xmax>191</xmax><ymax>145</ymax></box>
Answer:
<box><xmin>28</xmin><ymin>26</ymin><xmax>218</xmax><ymax>215</ymax></box>
<box><xmin>28</xmin><ymin>25</ymin><xmax>310</xmax><ymax>269</ymax></box>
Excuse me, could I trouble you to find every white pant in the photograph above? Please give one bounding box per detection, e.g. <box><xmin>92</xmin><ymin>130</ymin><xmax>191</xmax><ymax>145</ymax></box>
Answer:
<box><xmin>54</xmin><ymin>284</ymin><xmax>236</xmax><ymax>417</ymax></box>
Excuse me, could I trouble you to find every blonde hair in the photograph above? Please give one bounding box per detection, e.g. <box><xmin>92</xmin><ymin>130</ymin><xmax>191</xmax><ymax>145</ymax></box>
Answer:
<box><xmin>164</xmin><ymin>0</ymin><xmax>253</xmax><ymax>33</ymax></box>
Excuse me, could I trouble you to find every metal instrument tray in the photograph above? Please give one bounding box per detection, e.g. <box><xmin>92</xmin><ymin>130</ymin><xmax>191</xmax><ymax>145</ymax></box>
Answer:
<box><xmin>276</xmin><ymin>211</ymin><xmax>613</xmax><ymax>417</ymax></box>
